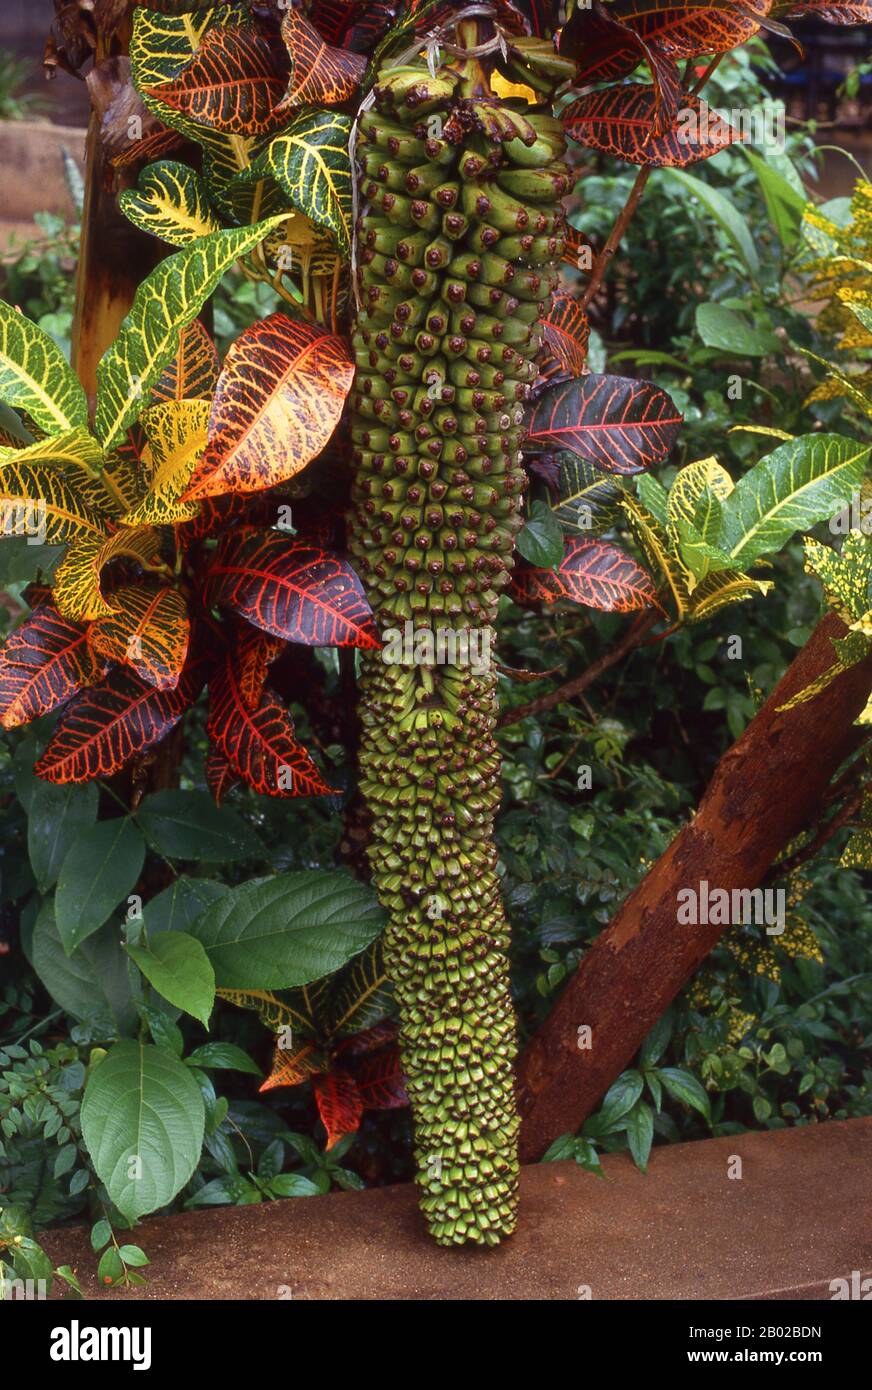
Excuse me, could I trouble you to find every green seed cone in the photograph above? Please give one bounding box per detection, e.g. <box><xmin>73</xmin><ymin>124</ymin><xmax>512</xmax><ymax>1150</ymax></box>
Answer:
<box><xmin>349</xmin><ymin>57</ymin><xmax>565</xmax><ymax>1246</ymax></box>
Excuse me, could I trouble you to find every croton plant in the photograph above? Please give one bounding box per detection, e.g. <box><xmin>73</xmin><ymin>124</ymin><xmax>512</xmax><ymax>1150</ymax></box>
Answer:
<box><xmin>1</xmin><ymin>0</ymin><xmax>869</xmax><ymax>1247</ymax></box>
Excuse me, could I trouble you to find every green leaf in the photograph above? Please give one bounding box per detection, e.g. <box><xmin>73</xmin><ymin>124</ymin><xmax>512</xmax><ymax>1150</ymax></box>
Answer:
<box><xmin>267</xmin><ymin>1173</ymin><xmax>321</xmax><ymax>1198</ymax></box>
<box><xmin>740</xmin><ymin>146</ymin><xmax>806</xmax><ymax>250</ymax></box>
<box><xmin>119</xmin><ymin>160</ymin><xmax>220</xmax><ymax>248</ymax></box>
<box><xmin>27</xmin><ymin>781</ymin><xmax>98</xmax><ymax>892</ymax></box>
<box><xmin>97</xmin><ymin>1247</ymin><xmax>124</xmax><ymax>1286</ymax></box>
<box><xmin>117</xmin><ymin>1244</ymin><xmax>150</xmax><ymax>1267</ymax></box>
<box><xmin>55</xmin><ymin>818</ymin><xmax>146</xmax><ymax>954</ymax></box>
<box><xmin>713</xmin><ymin>434</ymin><xmax>870</xmax><ymax>570</ymax></box>
<box><xmin>135</xmin><ymin>789</ymin><xmax>262</xmax><ymax>862</ymax></box>
<box><xmin>639</xmin><ymin>1010</ymin><xmax>672</xmax><ymax>1069</ymax></box>
<box><xmin>90</xmin><ymin>1219</ymin><xmax>112</xmax><ymax>1252</ymax></box>
<box><xmin>81</xmin><ymin>1039</ymin><xmax>205</xmax><ymax>1220</ymax></box>
<box><xmin>587</xmin><ymin>1070</ymin><xmax>645</xmax><ymax>1135</ymax></box>
<box><xmin>662</xmin><ymin>168</ymin><xmax>759</xmax><ymax>276</ymax></box>
<box><xmin>185</xmin><ymin>1042</ymin><xmax>261</xmax><ymax>1074</ymax></box>
<box><xmin>127</xmin><ymin>930</ymin><xmax>215</xmax><ymax>1027</ymax></box>
<box><xmin>188</xmin><ymin>869</ymin><xmax>386</xmax><ymax>989</ymax></box>
<box><xmin>235</xmin><ymin>110</ymin><xmax>353</xmax><ymax>256</ymax></box>
<box><xmin>695</xmin><ymin>303</ymin><xmax>780</xmax><ymax>357</ymax></box>
<box><xmin>0</xmin><ymin>299</ymin><xmax>89</xmax><ymax>435</ymax></box>
<box><xmin>516</xmin><ymin>499</ymin><xmax>565</xmax><ymax>568</ymax></box>
<box><xmin>658</xmin><ymin>1066</ymin><xmax>711</xmax><ymax>1122</ymax></box>
<box><xmin>32</xmin><ymin>903</ymin><xmax>136</xmax><ymax>1034</ymax></box>
<box><xmin>94</xmin><ymin>216</ymin><xmax>285</xmax><ymax>451</ymax></box>
<box><xmin>142</xmin><ymin>875</ymin><xmax>230</xmax><ymax>933</ymax></box>
<box><xmin>622</xmin><ymin>1099</ymin><xmax>654</xmax><ymax>1172</ymax></box>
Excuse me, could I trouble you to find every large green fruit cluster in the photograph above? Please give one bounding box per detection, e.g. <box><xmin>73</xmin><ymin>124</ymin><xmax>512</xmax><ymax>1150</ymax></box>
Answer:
<box><xmin>348</xmin><ymin>57</ymin><xmax>567</xmax><ymax>1245</ymax></box>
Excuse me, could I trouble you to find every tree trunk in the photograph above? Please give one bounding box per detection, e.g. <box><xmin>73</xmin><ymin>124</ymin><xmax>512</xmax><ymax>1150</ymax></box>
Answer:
<box><xmin>70</xmin><ymin>5</ymin><xmax>162</xmax><ymax>407</ymax></box>
<box><xmin>516</xmin><ymin>611</ymin><xmax>872</xmax><ymax>1162</ymax></box>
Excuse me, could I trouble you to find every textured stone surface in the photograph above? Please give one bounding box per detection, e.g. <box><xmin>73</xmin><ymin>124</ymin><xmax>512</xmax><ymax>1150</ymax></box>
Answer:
<box><xmin>40</xmin><ymin>1118</ymin><xmax>872</xmax><ymax>1300</ymax></box>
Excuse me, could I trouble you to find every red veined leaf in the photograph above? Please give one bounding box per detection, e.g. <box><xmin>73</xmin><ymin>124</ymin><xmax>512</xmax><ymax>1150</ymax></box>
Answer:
<box><xmin>34</xmin><ymin>661</ymin><xmax>204</xmax><ymax>784</ymax></box>
<box><xmin>111</xmin><ymin>122</ymin><xmax>185</xmax><ymax>169</ymax></box>
<box><xmin>205</xmin><ymin>745</ymin><xmax>239</xmax><ymax>807</ymax></box>
<box><xmin>234</xmin><ymin>622</ymin><xmax>285</xmax><ymax>711</ymax></box>
<box><xmin>259</xmin><ymin>1039</ymin><xmax>324</xmax><ymax>1091</ymax></box>
<box><xmin>541</xmin><ymin>292</ymin><xmax>590</xmax><ymax>377</ymax></box>
<box><xmin>510</xmin><ymin>0</ymin><xmax>560</xmax><ymax>36</ymax></box>
<box><xmin>783</xmin><ymin>0</ymin><xmax>871</xmax><ymax>16</ymax></box>
<box><xmin>527</xmin><ymin>374</ymin><xmax>682</xmax><ymax>474</ymax></box>
<box><xmin>175</xmin><ymin>492</ymin><xmax>277</xmax><ymax>545</ymax></box>
<box><xmin>151</xmin><ymin>319</ymin><xmax>219</xmax><ymax>405</ymax></box>
<box><xmin>561</xmin><ymin>9</ymin><xmax>682</xmax><ymax>134</ymax></box>
<box><xmin>350</xmin><ymin>1045</ymin><xmax>408</xmax><ymax>1111</ymax></box>
<box><xmin>206</xmin><ymin>649</ymin><xmax>337</xmax><ymax>798</ymax></box>
<box><xmin>207</xmin><ymin>529</ymin><xmax>380</xmax><ymax>649</ymax></box>
<box><xmin>145</xmin><ymin>27</ymin><xmax>290</xmax><ymax>137</ymax></box>
<box><xmin>512</xmin><ymin>537</ymin><xmax>657</xmax><ymax>611</ymax></box>
<box><xmin>275</xmin><ymin>9</ymin><xmax>366</xmax><ymax>113</ymax></box>
<box><xmin>612</xmin><ymin>0</ymin><xmax>772</xmax><ymax>57</ymax></box>
<box><xmin>88</xmin><ymin>585</ymin><xmax>190</xmax><ymax>691</ymax></box>
<box><xmin>561</xmin><ymin>7</ymin><xmax>645</xmax><ymax>79</ymax></box>
<box><xmin>563</xmin><ymin>86</ymin><xmax>739</xmax><ymax>167</ymax></box>
<box><xmin>0</xmin><ymin>604</ymin><xmax>105</xmax><ymax>730</ymax></box>
<box><xmin>182</xmin><ymin>313</ymin><xmax>354</xmax><ymax>502</ymax></box>
<box><xmin>344</xmin><ymin>2</ymin><xmax>395</xmax><ymax>51</ymax></box>
<box><xmin>310</xmin><ymin>0</ymin><xmax>364</xmax><ymax>46</ymax></box>
<box><xmin>313</xmin><ymin>1069</ymin><xmax>364</xmax><ymax>1148</ymax></box>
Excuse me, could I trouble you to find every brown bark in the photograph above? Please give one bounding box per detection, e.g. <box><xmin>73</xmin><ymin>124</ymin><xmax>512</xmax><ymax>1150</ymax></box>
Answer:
<box><xmin>70</xmin><ymin>8</ymin><xmax>163</xmax><ymax>406</ymax></box>
<box><xmin>516</xmin><ymin>612</ymin><xmax>872</xmax><ymax>1162</ymax></box>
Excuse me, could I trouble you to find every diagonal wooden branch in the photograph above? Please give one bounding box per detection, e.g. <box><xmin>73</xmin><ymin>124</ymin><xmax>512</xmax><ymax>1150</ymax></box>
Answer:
<box><xmin>516</xmin><ymin>612</ymin><xmax>872</xmax><ymax>1161</ymax></box>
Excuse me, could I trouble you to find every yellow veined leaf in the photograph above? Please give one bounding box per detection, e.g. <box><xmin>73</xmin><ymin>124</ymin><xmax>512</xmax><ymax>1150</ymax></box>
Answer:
<box><xmin>94</xmin><ymin>214</ymin><xmax>286</xmax><ymax>452</ymax></box>
<box><xmin>217</xmin><ymin>987</ymin><xmax>315</xmax><ymax>1036</ymax></box>
<box><xmin>119</xmin><ymin>160</ymin><xmax>221</xmax><ymax>247</ymax></box>
<box><xmin>0</xmin><ymin>454</ymin><xmax>109</xmax><ymax>547</ymax></box>
<box><xmin>727</xmin><ymin>424</ymin><xmax>795</xmax><ymax>442</ymax></box>
<box><xmin>687</xmin><ymin>570</ymin><xmax>773</xmax><ymax>622</ymax></box>
<box><xmin>53</xmin><ymin>526</ymin><xmax>164</xmax><ymax>623</ymax></box>
<box><xmin>803</xmin><ymin>535</ymin><xmax>872</xmax><ymax>624</ymax></box>
<box><xmin>122</xmin><ymin>399</ymin><xmax>209</xmax><ymax>525</ymax></box>
<box><xmin>232</xmin><ymin>109</ymin><xmax>353</xmax><ymax>257</ymax></box>
<box><xmin>89</xmin><ymin>585</ymin><xmax>190</xmax><ymax>691</ymax></box>
<box><xmin>0</xmin><ymin>299</ymin><xmax>88</xmax><ymax>436</ymax></box>
<box><xmin>776</xmin><ymin>628</ymin><xmax>872</xmax><ymax>712</ymax></box>
<box><xmin>0</xmin><ymin>428</ymin><xmax>129</xmax><ymax>518</ymax></box>
<box><xmin>103</xmin><ymin>450</ymin><xmax>144</xmax><ymax>514</ymax></box>
<box><xmin>667</xmin><ymin>457</ymin><xmax>734</xmax><ymax>533</ymax></box>
<box><xmin>621</xmin><ymin>491</ymin><xmax>690</xmax><ymax>619</ymax></box>
<box><xmin>152</xmin><ymin>318</ymin><xmax>219</xmax><ymax>404</ymax></box>
<box><xmin>130</xmin><ymin>4</ymin><xmax>264</xmax><ymax>208</ymax></box>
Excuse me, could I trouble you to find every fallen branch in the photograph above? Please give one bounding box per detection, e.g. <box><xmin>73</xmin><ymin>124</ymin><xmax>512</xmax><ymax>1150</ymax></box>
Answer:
<box><xmin>516</xmin><ymin>612</ymin><xmax>872</xmax><ymax>1161</ymax></box>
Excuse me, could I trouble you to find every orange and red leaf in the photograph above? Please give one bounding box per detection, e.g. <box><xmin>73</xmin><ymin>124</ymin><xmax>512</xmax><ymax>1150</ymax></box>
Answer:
<box><xmin>182</xmin><ymin>313</ymin><xmax>354</xmax><ymax>502</ymax></box>
<box><xmin>512</xmin><ymin>537</ymin><xmax>657</xmax><ymax>612</ymax></box>
<box><xmin>0</xmin><ymin>604</ymin><xmax>104</xmax><ymax>731</ymax></box>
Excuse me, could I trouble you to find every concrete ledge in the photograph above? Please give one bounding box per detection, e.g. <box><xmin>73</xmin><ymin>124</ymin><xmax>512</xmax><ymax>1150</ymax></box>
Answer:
<box><xmin>40</xmin><ymin>1118</ymin><xmax>872</xmax><ymax>1300</ymax></box>
<box><xmin>0</xmin><ymin>120</ymin><xmax>86</xmax><ymax>222</ymax></box>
